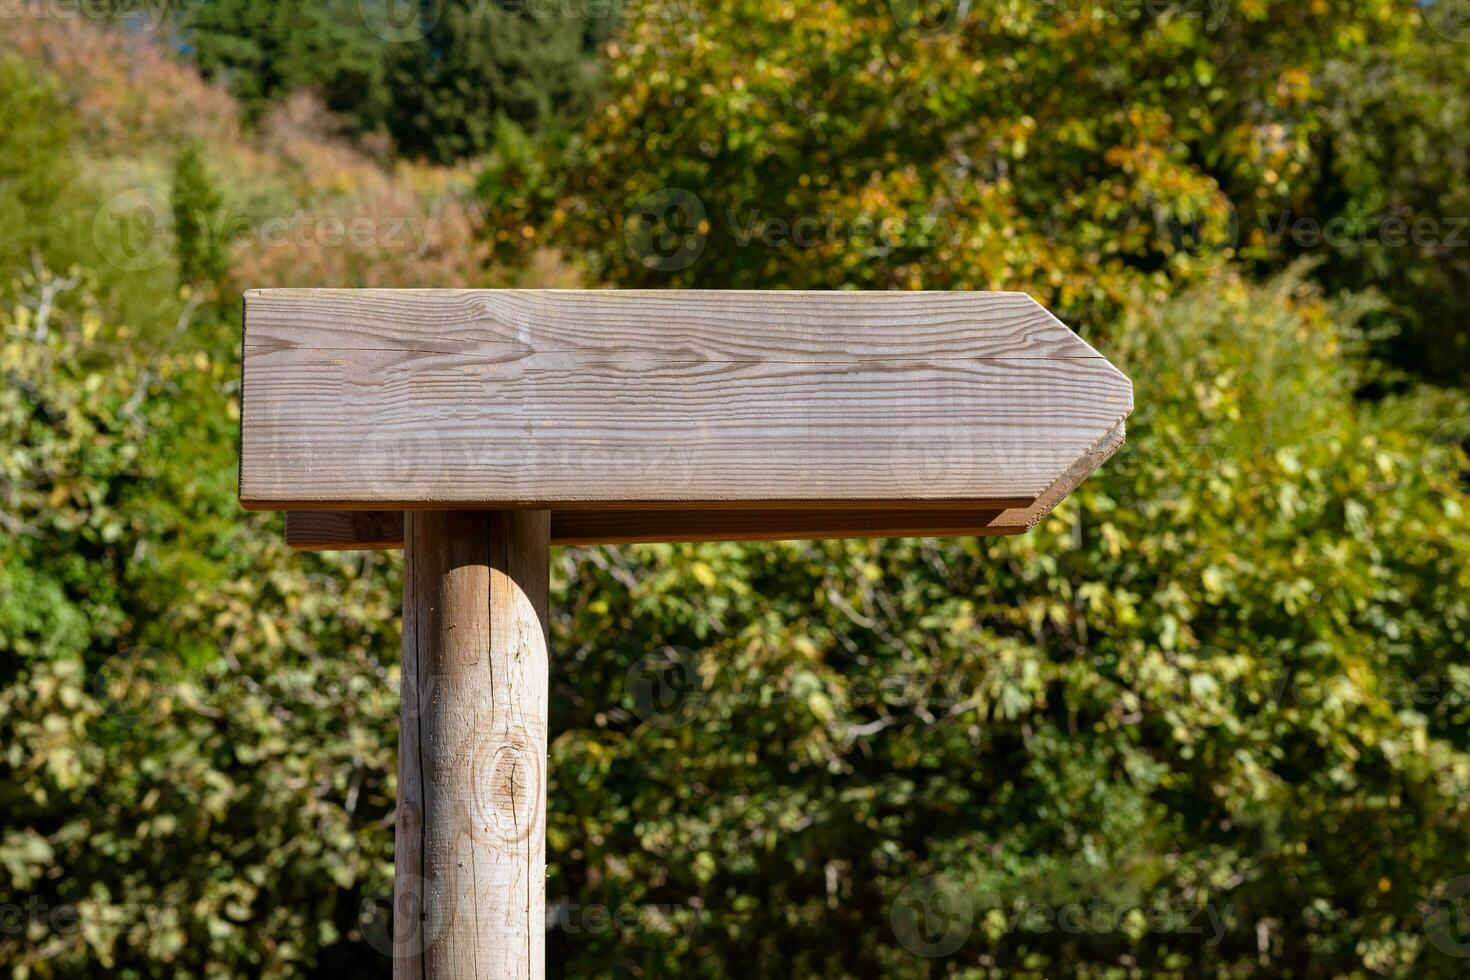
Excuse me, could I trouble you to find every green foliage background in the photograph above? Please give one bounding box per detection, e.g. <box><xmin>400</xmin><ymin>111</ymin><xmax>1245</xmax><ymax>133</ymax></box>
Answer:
<box><xmin>184</xmin><ymin>0</ymin><xmax>613</xmax><ymax>164</ymax></box>
<box><xmin>2</xmin><ymin>2</ymin><xmax>1470</xmax><ymax>977</ymax></box>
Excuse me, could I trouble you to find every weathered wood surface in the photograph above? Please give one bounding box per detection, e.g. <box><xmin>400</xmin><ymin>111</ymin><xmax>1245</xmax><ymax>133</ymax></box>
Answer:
<box><xmin>283</xmin><ymin>421</ymin><xmax>1124</xmax><ymax>549</ymax></box>
<box><xmin>396</xmin><ymin>511</ymin><xmax>549</xmax><ymax>979</ymax></box>
<box><xmin>240</xmin><ymin>289</ymin><xmax>1132</xmax><ymax>512</ymax></box>
<box><xmin>288</xmin><ymin>510</ymin><xmax>408</xmax><ymax>550</ymax></box>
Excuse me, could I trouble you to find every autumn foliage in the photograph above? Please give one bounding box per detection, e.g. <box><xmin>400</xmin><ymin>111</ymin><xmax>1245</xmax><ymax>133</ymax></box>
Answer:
<box><xmin>3</xmin><ymin>3</ymin><xmax>1470</xmax><ymax>977</ymax></box>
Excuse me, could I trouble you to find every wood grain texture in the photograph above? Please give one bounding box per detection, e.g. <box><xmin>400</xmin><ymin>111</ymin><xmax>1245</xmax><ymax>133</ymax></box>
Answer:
<box><xmin>984</xmin><ymin>420</ymin><xmax>1127</xmax><ymax>533</ymax></box>
<box><xmin>396</xmin><ymin>511</ymin><xmax>549</xmax><ymax>980</ymax></box>
<box><xmin>283</xmin><ymin>423</ymin><xmax>1127</xmax><ymax>550</ymax></box>
<box><xmin>240</xmin><ymin>289</ymin><xmax>1132</xmax><ymax>511</ymax></box>
<box><xmin>282</xmin><ymin>430</ymin><xmax>1129</xmax><ymax>552</ymax></box>
<box><xmin>289</xmin><ymin>510</ymin><xmax>406</xmax><ymax>550</ymax></box>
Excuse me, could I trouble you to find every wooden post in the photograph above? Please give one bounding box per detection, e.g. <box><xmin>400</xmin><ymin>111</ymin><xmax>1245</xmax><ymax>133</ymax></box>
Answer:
<box><xmin>238</xmin><ymin>288</ymin><xmax>1134</xmax><ymax>979</ymax></box>
<box><xmin>395</xmin><ymin>510</ymin><xmax>550</xmax><ymax>979</ymax></box>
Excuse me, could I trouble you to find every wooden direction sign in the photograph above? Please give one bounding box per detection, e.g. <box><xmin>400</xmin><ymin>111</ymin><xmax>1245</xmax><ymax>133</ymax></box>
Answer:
<box><xmin>241</xmin><ymin>289</ymin><xmax>1131</xmax><ymax>534</ymax></box>
<box><xmin>238</xmin><ymin>289</ymin><xmax>1132</xmax><ymax>978</ymax></box>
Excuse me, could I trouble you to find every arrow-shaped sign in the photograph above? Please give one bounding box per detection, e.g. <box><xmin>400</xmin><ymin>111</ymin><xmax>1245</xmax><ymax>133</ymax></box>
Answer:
<box><xmin>240</xmin><ymin>289</ymin><xmax>1132</xmax><ymax>541</ymax></box>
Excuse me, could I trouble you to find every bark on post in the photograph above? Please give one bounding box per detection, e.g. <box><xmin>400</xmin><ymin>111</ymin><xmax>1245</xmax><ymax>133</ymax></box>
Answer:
<box><xmin>395</xmin><ymin>510</ymin><xmax>550</xmax><ymax>979</ymax></box>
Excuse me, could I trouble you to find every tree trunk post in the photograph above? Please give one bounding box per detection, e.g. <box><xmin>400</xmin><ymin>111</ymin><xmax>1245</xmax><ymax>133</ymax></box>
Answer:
<box><xmin>395</xmin><ymin>510</ymin><xmax>550</xmax><ymax>979</ymax></box>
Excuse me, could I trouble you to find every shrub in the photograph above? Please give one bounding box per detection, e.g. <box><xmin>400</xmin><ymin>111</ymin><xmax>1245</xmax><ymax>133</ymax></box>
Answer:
<box><xmin>4</xmin><ymin>270</ymin><xmax>1468</xmax><ymax>976</ymax></box>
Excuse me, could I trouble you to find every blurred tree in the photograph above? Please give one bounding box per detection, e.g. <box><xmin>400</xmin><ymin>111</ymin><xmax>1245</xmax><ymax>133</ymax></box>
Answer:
<box><xmin>171</xmin><ymin>139</ymin><xmax>232</xmax><ymax>296</ymax></box>
<box><xmin>385</xmin><ymin>0</ymin><xmax>614</xmax><ymax>163</ymax></box>
<box><xmin>183</xmin><ymin>0</ymin><xmax>392</xmax><ymax>131</ymax></box>
<box><xmin>384</xmin><ymin>0</ymin><xmax>612</xmax><ymax>163</ymax></box>
<box><xmin>178</xmin><ymin>0</ymin><xmax>612</xmax><ymax>161</ymax></box>
<box><xmin>0</xmin><ymin>55</ymin><xmax>85</xmax><ymax>273</ymax></box>
<box><xmin>474</xmin><ymin>114</ymin><xmax>564</xmax><ymax>216</ymax></box>
<box><xmin>494</xmin><ymin>0</ymin><xmax>1459</xmax><ymax>373</ymax></box>
<box><xmin>1290</xmin><ymin>35</ymin><xmax>1470</xmax><ymax>385</ymax></box>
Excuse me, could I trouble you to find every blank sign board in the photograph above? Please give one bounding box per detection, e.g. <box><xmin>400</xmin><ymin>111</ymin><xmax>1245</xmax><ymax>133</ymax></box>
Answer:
<box><xmin>239</xmin><ymin>289</ymin><xmax>1132</xmax><ymax>545</ymax></box>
